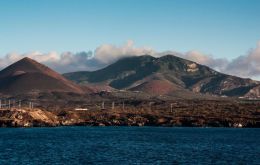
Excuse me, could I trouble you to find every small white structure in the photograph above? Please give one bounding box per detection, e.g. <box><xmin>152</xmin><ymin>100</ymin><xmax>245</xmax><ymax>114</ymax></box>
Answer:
<box><xmin>74</xmin><ymin>108</ymin><xmax>88</xmax><ymax>111</ymax></box>
<box><xmin>233</xmin><ymin>123</ymin><xmax>243</xmax><ymax>128</ymax></box>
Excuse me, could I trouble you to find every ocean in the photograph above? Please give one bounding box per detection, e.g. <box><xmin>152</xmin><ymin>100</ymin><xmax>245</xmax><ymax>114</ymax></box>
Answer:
<box><xmin>0</xmin><ymin>127</ymin><xmax>259</xmax><ymax>164</ymax></box>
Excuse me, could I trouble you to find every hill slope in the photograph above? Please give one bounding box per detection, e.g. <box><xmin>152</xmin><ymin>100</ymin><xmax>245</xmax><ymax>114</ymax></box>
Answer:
<box><xmin>0</xmin><ymin>57</ymin><xmax>85</xmax><ymax>94</ymax></box>
<box><xmin>64</xmin><ymin>55</ymin><xmax>260</xmax><ymax>97</ymax></box>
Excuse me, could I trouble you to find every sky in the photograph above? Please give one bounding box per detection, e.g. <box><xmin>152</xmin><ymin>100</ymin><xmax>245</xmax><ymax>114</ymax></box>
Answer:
<box><xmin>0</xmin><ymin>0</ymin><xmax>260</xmax><ymax>78</ymax></box>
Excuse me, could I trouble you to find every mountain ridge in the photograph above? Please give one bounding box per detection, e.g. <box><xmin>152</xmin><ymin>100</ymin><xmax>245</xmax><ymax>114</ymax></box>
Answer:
<box><xmin>64</xmin><ymin>54</ymin><xmax>260</xmax><ymax>97</ymax></box>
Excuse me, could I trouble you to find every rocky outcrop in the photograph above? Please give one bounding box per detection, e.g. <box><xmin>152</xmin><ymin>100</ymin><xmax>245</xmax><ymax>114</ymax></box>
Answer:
<box><xmin>0</xmin><ymin>108</ymin><xmax>59</xmax><ymax>127</ymax></box>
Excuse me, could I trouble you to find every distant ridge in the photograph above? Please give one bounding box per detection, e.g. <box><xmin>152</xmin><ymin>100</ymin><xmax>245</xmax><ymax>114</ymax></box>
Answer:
<box><xmin>0</xmin><ymin>57</ymin><xmax>87</xmax><ymax>94</ymax></box>
<box><xmin>64</xmin><ymin>55</ymin><xmax>260</xmax><ymax>97</ymax></box>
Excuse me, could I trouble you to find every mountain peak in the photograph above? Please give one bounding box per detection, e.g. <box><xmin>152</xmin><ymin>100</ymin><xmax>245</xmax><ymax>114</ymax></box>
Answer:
<box><xmin>19</xmin><ymin>57</ymin><xmax>38</xmax><ymax>64</ymax></box>
<box><xmin>20</xmin><ymin>56</ymin><xmax>38</xmax><ymax>63</ymax></box>
<box><xmin>0</xmin><ymin>57</ymin><xmax>52</xmax><ymax>78</ymax></box>
<box><xmin>21</xmin><ymin>56</ymin><xmax>33</xmax><ymax>60</ymax></box>
<box><xmin>20</xmin><ymin>57</ymin><xmax>44</xmax><ymax>66</ymax></box>
<box><xmin>0</xmin><ymin>57</ymin><xmax>85</xmax><ymax>94</ymax></box>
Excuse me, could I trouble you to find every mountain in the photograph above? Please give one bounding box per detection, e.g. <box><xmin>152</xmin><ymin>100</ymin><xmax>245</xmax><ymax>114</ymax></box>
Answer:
<box><xmin>0</xmin><ymin>57</ymin><xmax>86</xmax><ymax>94</ymax></box>
<box><xmin>64</xmin><ymin>55</ymin><xmax>260</xmax><ymax>97</ymax></box>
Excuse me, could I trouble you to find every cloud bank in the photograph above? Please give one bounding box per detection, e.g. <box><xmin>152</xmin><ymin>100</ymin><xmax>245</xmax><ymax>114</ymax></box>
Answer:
<box><xmin>94</xmin><ymin>40</ymin><xmax>155</xmax><ymax>64</ymax></box>
<box><xmin>0</xmin><ymin>40</ymin><xmax>260</xmax><ymax>79</ymax></box>
<box><xmin>0</xmin><ymin>51</ymin><xmax>103</xmax><ymax>73</ymax></box>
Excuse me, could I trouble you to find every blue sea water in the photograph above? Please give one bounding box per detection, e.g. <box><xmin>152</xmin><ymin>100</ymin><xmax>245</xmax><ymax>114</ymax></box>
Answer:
<box><xmin>0</xmin><ymin>127</ymin><xmax>259</xmax><ymax>165</ymax></box>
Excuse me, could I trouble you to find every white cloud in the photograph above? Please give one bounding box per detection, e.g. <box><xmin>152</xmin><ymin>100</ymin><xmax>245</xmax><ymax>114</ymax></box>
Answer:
<box><xmin>225</xmin><ymin>41</ymin><xmax>260</xmax><ymax>78</ymax></box>
<box><xmin>94</xmin><ymin>40</ymin><xmax>156</xmax><ymax>64</ymax></box>
<box><xmin>150</xmin><ymin>50</ymin><xmax>229</xmax><ymax>73</ymax></box>
<box><xmin>0</xmin><ymin>40</ymin><xmax>260</xmax><ymax>80</ymax></box>
<box><xmin>175</xmin><ymin>50</ymin><xmax>229</xmax><ymax>72</ymax></box>
<box><xmin>0</xmin><ymin>51</ymin><xmax>100</xmax><ymax>73</ymax></box>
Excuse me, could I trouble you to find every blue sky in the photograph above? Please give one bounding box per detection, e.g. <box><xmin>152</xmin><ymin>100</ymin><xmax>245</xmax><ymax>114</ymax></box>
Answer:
<box><xmin>0</xmin><ymin>0</ymin><xmax>260</xmax><ymax>60</ymax></box>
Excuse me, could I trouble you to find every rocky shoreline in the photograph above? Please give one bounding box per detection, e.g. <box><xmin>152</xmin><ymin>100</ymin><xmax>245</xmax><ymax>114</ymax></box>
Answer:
<box><xmin>0</xmin><ymin>107</ymin><xmax>259</xmax><ymax>128</ymax></box>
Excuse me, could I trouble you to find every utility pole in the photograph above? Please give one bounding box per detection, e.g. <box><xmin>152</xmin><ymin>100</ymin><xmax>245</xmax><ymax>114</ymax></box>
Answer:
<box><xmin>122</xmin><ymin>101</ymin><xmax>125</xmax><ymax>110</ymax></box>
<box><xmin>112</xmin><ymin>101</ymin><xmax>115</xmax><ymax>110</ymax></box>
<box><xmin>31</xmin><ymin>102</ymin><xmax>34</xmax><ymax>109</ymax></box>
<box><xmin>29</xmin><ymin>102</ymin><xmax>31</xmax><ymax>109</ymax></box>
<box><xmin>19</xmin><ymin>100</ymin><xmax>21</xmax><ymax>109</ymax></box>
<box><xmin>13</xmin><ymin>99</ymin><xmax>15</xmax><ymax>108</ymax></box>
<box><xmin>149</xmin><ymin>102</ymin><xmax>153</xmax><ymax>110</ymax></box>
<box><xmin>171</xmin><ymin>103</ymin><xmax>175</xmax><ymax>118</ymax></box>
<box><xmin>0</xmin><ymin>99</ymin><xmax>1</xmax><ymax>109</ymax></box>
<box><xmin>101</xmin><ymin>101</ymin><xmax>105</xmax><ymax>110</ymax></box>
<box><xmin>8</xmin><ymin>100</ymin><xmax>11</xmax><ymax>109</ymax></box>
<box><xmin>170</xmin><ymin>103</ymin><xmax>173</xmax><ymax>113</ymax></box>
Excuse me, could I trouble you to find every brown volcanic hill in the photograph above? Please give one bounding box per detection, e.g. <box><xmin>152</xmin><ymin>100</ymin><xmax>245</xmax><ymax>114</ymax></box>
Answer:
<box><xmin>0</xmin><ymin>57</ymin><xmax>86</xmax><ymax>94</ymax></box>
<box><xmin>128</xmin><ymin>73</ymin><xmax>182</xmax><ymax>95</ymax></box>
<box><xmin>64</xmin><ymin>55</ymin><xmax>260</xmax><ymax>97</ymax></box>
<box><xmin>130</xmin><ymin>79</ymin><xmax>181</xmax><ymax>95</ymax></box>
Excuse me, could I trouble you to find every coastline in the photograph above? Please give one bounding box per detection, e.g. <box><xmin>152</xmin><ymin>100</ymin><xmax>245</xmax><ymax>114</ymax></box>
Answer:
<box><xmin>0</xmin><ymin>107</ymin><xmax>259</xmax><ymax>128</ymax></box>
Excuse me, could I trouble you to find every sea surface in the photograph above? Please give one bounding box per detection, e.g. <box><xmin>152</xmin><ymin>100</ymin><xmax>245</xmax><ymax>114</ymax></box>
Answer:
<box><xmin>0</xmin><ymin>127</ymin><xmax>259</xmax><ymax>165</ymax></box>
